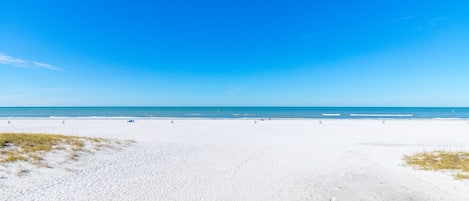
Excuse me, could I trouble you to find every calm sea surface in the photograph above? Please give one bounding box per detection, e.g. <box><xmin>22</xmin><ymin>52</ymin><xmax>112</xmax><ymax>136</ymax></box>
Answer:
<box><xmin>0</xmin><ymin>107</ymin><xmax>468</xmax><ymax>119</ymax></box>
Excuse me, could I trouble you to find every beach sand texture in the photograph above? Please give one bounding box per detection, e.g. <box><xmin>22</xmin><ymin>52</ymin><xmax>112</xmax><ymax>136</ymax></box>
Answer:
<box><xmin>1</xmin><ymin>119</ymin><xmax>469</xmax><ymax>201</ymax></box>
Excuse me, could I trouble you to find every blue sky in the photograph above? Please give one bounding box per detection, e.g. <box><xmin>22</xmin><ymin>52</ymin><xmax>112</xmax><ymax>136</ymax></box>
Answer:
<box><xmin>1</xmin><ymin>0</ymin><xmax>469</xmax><ymax>106</ymax></box>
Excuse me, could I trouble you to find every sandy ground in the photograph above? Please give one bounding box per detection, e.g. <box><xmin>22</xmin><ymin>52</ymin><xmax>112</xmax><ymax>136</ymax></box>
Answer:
<box><xmin>1</xmin><ymin>119</ymin><xmax>469</xmax><ymax>201</ymax></box>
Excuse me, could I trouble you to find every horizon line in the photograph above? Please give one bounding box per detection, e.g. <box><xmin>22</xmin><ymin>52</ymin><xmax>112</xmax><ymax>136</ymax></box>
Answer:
<box><xmin>0</xmin><ymin>106</ymin><xmax>468</xmax><ymax>108</ymax></box>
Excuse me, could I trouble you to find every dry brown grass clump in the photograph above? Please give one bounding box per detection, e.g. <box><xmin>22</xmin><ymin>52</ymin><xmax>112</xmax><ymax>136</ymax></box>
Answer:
<box><xmin>0</xmin><ymin>133</ymin><xmax>108</xmax><ymax>165</ymax></box>
<box><xmin>404</xmin><ymin>151</ymin><xmax>469</xmax><ymax>179</ymax></box>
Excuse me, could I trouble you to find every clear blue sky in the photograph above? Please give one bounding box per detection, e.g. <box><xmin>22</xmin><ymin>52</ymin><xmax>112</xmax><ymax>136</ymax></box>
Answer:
<box><xmin>1</xmin><ymin>0</ymin><xmax>469</xmax><ymax>106</ymax></box>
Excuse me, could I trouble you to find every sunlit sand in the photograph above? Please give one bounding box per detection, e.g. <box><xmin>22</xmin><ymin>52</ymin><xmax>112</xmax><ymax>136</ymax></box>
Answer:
<box><xmin>1</xmin><ymin>119</ymin><xmax>469</xmax><ymax>200</ymax></box>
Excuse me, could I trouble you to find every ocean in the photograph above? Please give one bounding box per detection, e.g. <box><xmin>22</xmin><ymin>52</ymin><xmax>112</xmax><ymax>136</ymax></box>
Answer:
<box><xmin>0</xmin><ymin>107</ymin><xmax>468</xmax><ymax>119</ymax></box>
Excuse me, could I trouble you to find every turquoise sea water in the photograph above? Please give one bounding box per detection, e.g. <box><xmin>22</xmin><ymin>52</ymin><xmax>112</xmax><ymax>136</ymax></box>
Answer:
<box><xmin>0</xmin><ymin>107</ymin><xmax>468</xmax><ymax>119</ymax></box>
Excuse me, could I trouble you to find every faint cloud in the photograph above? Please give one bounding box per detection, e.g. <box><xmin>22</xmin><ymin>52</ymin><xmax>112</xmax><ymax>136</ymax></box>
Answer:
<box><xmin>428</xmin><ymin>17</ymin><xmax>447</xmax><ymax>25</ymax></box>
<box><xmin>0</xmin><ymin>53</ymin><xmax>27</xmax><ymax>66</ymax></box>
<box><xmin>394</xmin><ymin>16</ymin><xmax>414</xmax><ymax>22</ymax></box>
<box><xmin>0</xmin><ymin>53</ymin><xmax>62</xmax><ymax>71</ymax></box>
<box><xmin>31</xmin><ymin>61</ymin><xmax>61</xmax><ymax>70</ymax></box>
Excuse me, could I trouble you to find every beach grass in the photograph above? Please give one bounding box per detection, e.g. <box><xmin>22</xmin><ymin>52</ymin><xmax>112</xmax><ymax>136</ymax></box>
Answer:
<box><xmin>0</xmin><ymin>133</ymin><xmax>110</xmax><ymax>166</ymax></box>
<box><xmin>404</xmin><ymin>151</ymin><xmax>469</xmax><ymax>179</ymax></box>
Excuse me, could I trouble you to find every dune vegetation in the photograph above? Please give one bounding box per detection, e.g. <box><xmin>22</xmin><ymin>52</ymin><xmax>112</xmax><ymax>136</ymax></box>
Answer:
<box><xmin>404</xmin><ymin>151</ymin><xmax>469</xmax><ymax>180</ymax></box>
<box><xmin>0</xmin><ymin>133</ymin><xmax>131</xmax><ymax>169</ymax></box>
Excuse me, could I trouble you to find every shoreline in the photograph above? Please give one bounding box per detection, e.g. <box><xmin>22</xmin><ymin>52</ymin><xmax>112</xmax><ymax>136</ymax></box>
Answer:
<box><xmin>1</xmin><ymin>117</ymin><xmax>469</xmax><ymax>120</ymax></box>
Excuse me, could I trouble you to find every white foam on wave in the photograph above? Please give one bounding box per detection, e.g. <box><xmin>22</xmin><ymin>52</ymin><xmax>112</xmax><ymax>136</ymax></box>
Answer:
<box><xmin>322</xmin><ymin>113</ymin><xmax>341</xmax><ymax>116</ymax></box>
<box><xmin>48</xmin><ymin>116</ymin><xmax>65</xmax><ymax>119</ymax></box>
<box><xmin>350</xmin><ymin>114</ymin><xmax>414</xmax><ymax>117</ymax></box>
<box><xmin>232</xmin><ymin>114</ymin><xmax>255</xmax><ymax>116</ymax></box>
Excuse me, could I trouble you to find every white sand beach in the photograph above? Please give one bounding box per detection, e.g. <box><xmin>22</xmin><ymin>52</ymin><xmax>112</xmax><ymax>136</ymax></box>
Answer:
<box><xmin>1</xmin><ymin>119</ymin><xmax>469</xmax><ymax>201</ymax></box>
